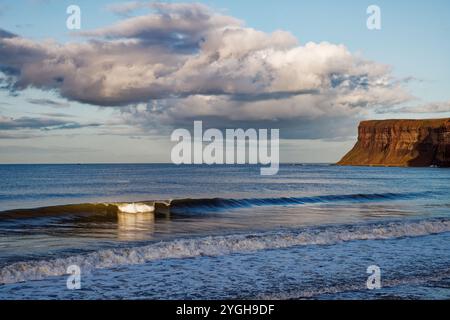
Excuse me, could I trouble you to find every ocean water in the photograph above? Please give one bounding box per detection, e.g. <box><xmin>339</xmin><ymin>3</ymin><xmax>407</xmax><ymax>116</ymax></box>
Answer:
<box><xmin>0</xmin><ymin>164</ymin><xmax>449</xmax><ymax>299</ymax></box>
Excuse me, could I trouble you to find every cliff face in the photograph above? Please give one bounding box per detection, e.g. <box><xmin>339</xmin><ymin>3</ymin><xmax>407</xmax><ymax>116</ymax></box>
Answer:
<box><xmin>337</xmin><ymin>118</ymin><xmax>450</xmax><ymax>167</ymax></box>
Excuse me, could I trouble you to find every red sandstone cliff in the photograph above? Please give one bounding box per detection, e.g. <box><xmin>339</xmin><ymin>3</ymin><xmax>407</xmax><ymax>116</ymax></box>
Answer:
<box><xmin>337</xmin><ymin>118</ymin><xmax>450</xmax><ymax>167</ymax></box>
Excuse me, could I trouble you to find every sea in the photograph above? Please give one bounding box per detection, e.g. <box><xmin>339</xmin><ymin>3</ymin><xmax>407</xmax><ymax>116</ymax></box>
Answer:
<box><xmin>0</xmin><ymin>163</ymin><xmax>449</xmax><ymax>299</ymax></box>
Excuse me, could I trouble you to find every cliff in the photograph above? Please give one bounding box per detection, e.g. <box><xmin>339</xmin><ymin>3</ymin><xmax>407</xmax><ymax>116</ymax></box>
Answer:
<box><xmin>337</xmin><ymin>118</ymin><xmax>450</xmax><ymax>167</ymax></box>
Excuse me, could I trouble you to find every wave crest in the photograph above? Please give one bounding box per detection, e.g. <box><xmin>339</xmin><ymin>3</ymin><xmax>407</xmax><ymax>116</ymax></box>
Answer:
<box><xmin>1</xmin><ymin>217</ymin><xmax>450</xmax><ymax>284</ymax></box>
<box><xmin>117</xmin><ymin>203</ymin><xmax>155</xmax><ymax>214</ymax></box>
<box><xmin>0</xmin><ymin>191</ymin><xmax>437</xmax><ymax>219</ymax></box>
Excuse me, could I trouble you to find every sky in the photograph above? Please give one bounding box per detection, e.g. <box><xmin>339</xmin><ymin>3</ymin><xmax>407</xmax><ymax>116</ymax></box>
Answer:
<box><xmin>0</xmin><ymin>0</ymin><xmax>449</xmax><ymax>163</ymax></box>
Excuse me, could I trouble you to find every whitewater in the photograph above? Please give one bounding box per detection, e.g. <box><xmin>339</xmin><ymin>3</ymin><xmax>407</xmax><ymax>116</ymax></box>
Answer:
<box><xmin>0</xmin><ymin>164</ymin><xmax>449</xmax><ymax>299</ymax></box>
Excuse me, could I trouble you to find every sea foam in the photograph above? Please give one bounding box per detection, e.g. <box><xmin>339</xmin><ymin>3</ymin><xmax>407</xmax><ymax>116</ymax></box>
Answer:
<box><xmin>1</xmin><ymin>217</ymin><xmax>450</xmax><ymax>285</ymax></box>
<box><xmin>117</xmin><ymin>203</ymin><xmax>155</xmax><ymax>214</ymax></box>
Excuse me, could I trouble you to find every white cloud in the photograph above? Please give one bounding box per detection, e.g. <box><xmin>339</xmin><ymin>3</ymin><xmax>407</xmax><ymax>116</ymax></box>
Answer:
<box><xmin>0</xmin><ymin>3</ymin><xmax>413</xmax><ymax>138</ymax></box>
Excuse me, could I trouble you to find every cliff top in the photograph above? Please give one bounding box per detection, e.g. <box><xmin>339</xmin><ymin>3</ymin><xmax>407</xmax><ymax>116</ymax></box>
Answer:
<box><xmin>359</xmin><ymin>118</ymin><xmax>450</xmax><ymax>129</ymax></box>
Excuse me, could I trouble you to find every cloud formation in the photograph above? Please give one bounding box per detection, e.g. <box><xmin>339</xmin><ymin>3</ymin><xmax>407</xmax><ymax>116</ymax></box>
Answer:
<box><xmin>0</xmin><ymin>28</ymin><xmax>16</xmax><ymax>39</ymax></box>
<box><xmin>390</xmin><ymin>101</ymin><xmax>450</xmax><ymax>114</ymax></box>
<box><xmin>0</xmin><ymin>3</ymin><xmax>413</xmax><ymax>138</ymax></box>
<box><xmin>0</xmin><ymin>116</ymin><xmax>100</xmax><ymax>131</ymax></box>
<box><xmin>27</xmin><ymin>98</ymin><xmax>70</xmax><ymax>108</ymax></box>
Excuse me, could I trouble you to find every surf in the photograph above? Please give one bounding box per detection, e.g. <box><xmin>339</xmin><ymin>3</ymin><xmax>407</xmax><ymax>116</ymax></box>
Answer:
<box><xmin>1</xmin><ymin>217</ymin><xmax>450</xmax><ymax>285</ymax></box>
<box><xmin>0</xmin><ymin>191</ymin><xmax>439</xmax><ymax>220</ymax></box>
<box><xmin>117</xmin><ymin>203</ymin><xmax>155</xmax><ymax>214</ymax></box>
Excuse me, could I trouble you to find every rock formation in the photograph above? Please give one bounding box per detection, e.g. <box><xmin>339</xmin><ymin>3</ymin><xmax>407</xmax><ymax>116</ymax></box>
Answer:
<box><xmin>337</xmin><ymin>118</ymin><xmax>450</xmax><ymax>167</ymax></box>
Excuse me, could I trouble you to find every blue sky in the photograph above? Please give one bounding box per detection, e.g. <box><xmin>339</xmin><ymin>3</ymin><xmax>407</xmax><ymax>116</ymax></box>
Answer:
<box><xmin>1</xmin><ymin>0</ymin><xmax>450</xmax><ymax>163</ymax></box>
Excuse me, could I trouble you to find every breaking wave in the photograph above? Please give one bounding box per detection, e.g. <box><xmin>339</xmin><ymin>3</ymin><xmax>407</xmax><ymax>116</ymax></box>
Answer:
<box><xmin>117</xmin><ymin>203</ymin><xmax>155</xmax><ymax>214</ymax></box>
<box><xmin>1</xmin><ymin>217</ymin><xmax>450</xmax><ymax>284</ymax></box>
<box><xmin>0</xmin><ymin>191</ymin><xmax>437</xmax><ymax>219</ymax></box>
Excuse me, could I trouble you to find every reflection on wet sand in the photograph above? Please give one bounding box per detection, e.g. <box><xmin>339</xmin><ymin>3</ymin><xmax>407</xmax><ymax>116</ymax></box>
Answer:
<box><xmin>117</xmin><ymin>212</ymin><xmax>155</xmax><ymax>241</ymax></box>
